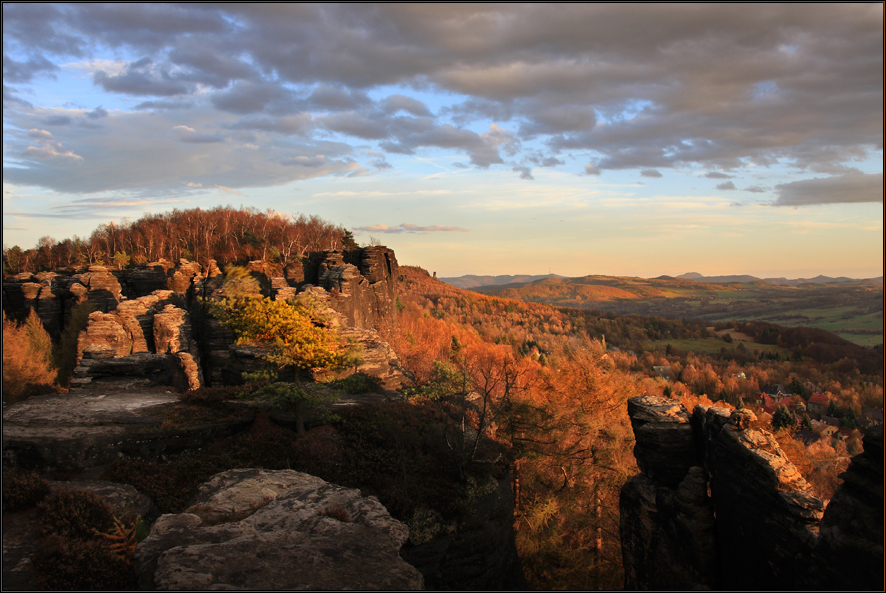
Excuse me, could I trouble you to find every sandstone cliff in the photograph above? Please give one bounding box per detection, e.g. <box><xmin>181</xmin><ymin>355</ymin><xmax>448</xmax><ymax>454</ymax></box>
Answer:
<box><xmin>2</xmin><ymin>247</ymin><xmax>402</xmax><ymax>392</ymax></box>
<box><xmin>620</xmin><ymin>395</ymin><xmax>883</xmax><ymax>590</ymax></box>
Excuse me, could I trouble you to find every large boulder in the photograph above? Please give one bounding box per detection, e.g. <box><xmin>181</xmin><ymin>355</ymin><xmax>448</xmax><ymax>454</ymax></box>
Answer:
<box><xmin>135</xmin><ymin>468</ymin><xmax>423</xmax><ymax>590</ymax></box>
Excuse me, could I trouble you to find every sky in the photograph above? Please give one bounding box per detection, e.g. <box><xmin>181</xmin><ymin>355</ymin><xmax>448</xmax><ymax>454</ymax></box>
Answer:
<box><xmin>3</xmin><ymin>3</ymin><xmax>883</xmax><ymax>279</ymax></box>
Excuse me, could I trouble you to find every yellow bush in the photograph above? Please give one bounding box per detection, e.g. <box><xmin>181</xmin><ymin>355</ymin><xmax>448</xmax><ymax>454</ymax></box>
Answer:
<box><xmin>2</xmin><ymin>310</ymin><xmax>57</xmax><ymax>403</ymax></box>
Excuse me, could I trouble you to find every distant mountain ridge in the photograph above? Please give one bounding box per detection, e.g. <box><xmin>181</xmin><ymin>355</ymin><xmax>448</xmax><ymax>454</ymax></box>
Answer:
<box><xmin>442</xmin><ymin>272</ymin><xmax>882</xmax><ymax>290</ymax></box>
<box><xmin>439</xmin><ymin>273</ymin><xmax>565</xmax><ymax>289</ymax></box>
<box><xmin>678</xmin><ymin>272</ymin><xmax>883</xmax><ymax>286</ymax></box>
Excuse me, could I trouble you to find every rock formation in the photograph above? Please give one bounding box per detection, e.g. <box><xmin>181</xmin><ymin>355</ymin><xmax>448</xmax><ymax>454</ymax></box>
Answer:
<box><xmin>135</xmin><ymin>468</ymin><xmax>423</xmax><ymax>590</ymax></box>
<box><xmin>71</xmin><ymin>290</ymin><xmax>201</xmax><ymax>390</ymax></box>
<box><xmin>620</xmin><ymin>395</ymin><xmax>883</xmax><ymax>590</ymax></box>
<box><xmin>4</xmin><ymin>248</ymin><xmax>400</xmax><ymax>392</ymax></box>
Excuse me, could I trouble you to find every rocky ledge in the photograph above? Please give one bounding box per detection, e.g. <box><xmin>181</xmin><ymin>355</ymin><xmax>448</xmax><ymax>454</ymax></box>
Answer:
<box><xmin>2</xmin><ymin>390</ymin><xmax>252</xmax><ymax>472</ymax></box>
<box><xmin>135</xmin><ymin>468</ymin><xmax>423</xmax><ymax>590</ymax></box>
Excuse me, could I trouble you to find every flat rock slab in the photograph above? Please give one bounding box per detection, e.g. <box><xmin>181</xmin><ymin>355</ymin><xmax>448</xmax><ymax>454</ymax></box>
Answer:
<box><xmin>3</xmin><ymin>390</ymin><xmax>178</xmax><ymax>426</ymax></box>
<box><xmin>2</xmin><ymin>390</ymin><xmax>249</xmax><ymax>471</ymax></box>
<box><xmin>135</xmin><ymin>468</ymin><xmax>424</xmax><ymax>590</ymax></box>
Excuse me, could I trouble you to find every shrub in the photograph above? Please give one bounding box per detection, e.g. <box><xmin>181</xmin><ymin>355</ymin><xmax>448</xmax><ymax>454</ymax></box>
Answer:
<box><xmin>2</xmin><ymin>310</ymin><xmax>57</xmax><ymax>403</ymax></box>
<box><xmin>327</xmin><ymin>372</ymin><xmax>383</xmax><ymax>394</ymax></box>
<box><xmin>37</xmin><ymin>487</ymin><xmax>115</xmax><ymax>540</ymax></box>
<box><xmin>179</xmin><ymin>385</ymin><xmax>245</xmax><ymax>407</ymax></box>
<box><xmin>241</xmin><ymin>371</ymin><xmax>338</xmax><ymax>434</ymax></box>
<box><xmin>2</xmin><ymin>469</ymin><xmax>51</xmax><ymax>511</ymax></box>
<box><xmin>32</xmin><ymin>534</ymin><xmax>135</xmax><ymax>590</ymax></box>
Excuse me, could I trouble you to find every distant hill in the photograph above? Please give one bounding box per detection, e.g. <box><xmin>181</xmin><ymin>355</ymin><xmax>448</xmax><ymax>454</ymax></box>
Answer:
<box><xmin>678</xmin><ymin>272</ymin><xmax>881</xmax><ymax>286</ymax></box>
<box><xmin>456</xmin><ymin>273</ymin><xmax>883</xmax><ymax>347</ymax></box>
<box><xmin>439</xmin><ymin>273</ymin><xmax>564</xmax><ymax>289</ymax></box>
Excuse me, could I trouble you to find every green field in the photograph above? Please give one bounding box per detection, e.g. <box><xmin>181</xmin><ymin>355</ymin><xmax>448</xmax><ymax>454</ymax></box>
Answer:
<box><xmin>475</xmin><ymin>276</ymin><xmax>883</xmax><ymax>348</ymax></box>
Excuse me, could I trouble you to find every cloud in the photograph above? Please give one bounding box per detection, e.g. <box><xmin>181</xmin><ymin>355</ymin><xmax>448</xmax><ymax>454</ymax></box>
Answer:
<box><xmin>3</xmin><ymin>54</ymin><xmax>58</xmax><ymax>83</ymax></box>
<box><xmin>354</xmin><ymin>223</ymin><xmax>470</xmax><ymax>234</ymax></box>
<box><xmin>585</xmin><ymin>163</ymin><xmax>600</xmax><ymax>175</ymax></box>
<box><xmin>717</xmin><ymin>181</ymin><xmax>737</xmax><ymax>190</ymax></box>
<box><xmin>383</xmin><ymin>94</ymin><xmax>432</xmax><ymax>117</ymax></box>
<box><xmin>513</xmin><ymin>165</ymin><xmax>534</xmax><ymax>180</ymax></box>
<box><xmin>172</xmin><ymin>125</ymin><xmax>225</xmax><ymax>144</ymax></box>
<box><xmin>745</xmin><ymin>185</ymin><xmax>767</xmax><ymax>193</ymax></box>
<box><xmin>640</xmin><ymin>169</ymin><xmax>662</xmax><ymax>178</ymax></box>
<box><xmin>24</xmin><ymin>145</ymin><xmax>83</xmax><ymax>160</ymax></box>
<box><xmin>94</xmin><ymin>57</ymin><xmax>191</xmax><ymax>96</ymax></box>
<box><xmin>134</xmin><ymin>98</ymin><xmax>194</xmax><ymax>111</ymax></box>
<box><xmin>2</xmin><ymin>107</ymin><xmax>360</xmax><ymax>194</ymax></box>
<box><xmin>86</xmin><ymin>106</ymin><xmax>108</xmax><ymax>119</ymax></box>
<box><xmin>773</xmin><ymin>173</ymin><xmax>883</xmax><ymax>206</ymax></box>
<box><xmin>211</xmin><ymin>81</ymin><xmax>298</xmax><ymax>115</ymax></box>
<box><xmin>2</xmin><ymin>3</ymin><xmax>883</xmax><ymax>190</ymax></box>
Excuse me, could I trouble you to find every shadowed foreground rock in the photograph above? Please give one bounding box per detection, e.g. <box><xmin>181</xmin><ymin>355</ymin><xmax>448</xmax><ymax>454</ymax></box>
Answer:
<box><xmin>620</xmin><ymin>395</ymin><xmax>883</xmax><ymax>590</ymax></box>
<box><xmin>2</xmin><ymin>391</ymin><xmax>252</xmax><ymax>472</ymax></box>
<box><xmin>135</xmin><ymin>468</ymin><xmax>423</xmax><ymax>590</ymax></box>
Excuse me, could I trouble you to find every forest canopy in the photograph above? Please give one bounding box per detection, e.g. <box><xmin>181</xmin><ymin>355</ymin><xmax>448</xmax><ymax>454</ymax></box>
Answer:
<box><xmin>2</xmin><ymin>206</ymin><xmax>348</xmax><ymax>274</ymax></box>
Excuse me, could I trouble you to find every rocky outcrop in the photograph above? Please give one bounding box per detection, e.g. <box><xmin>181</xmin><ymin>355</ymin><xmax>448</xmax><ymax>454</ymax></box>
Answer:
<box><xmin>135</xmin><ymin>468</ymin><xmax>423</xmax><ymax>590</ymax></box>
<box><xmin>317</xmin><ymin>327</ymin><xmax>408</xmax><ymax>392</ymax></box>
<box><xmin>72</xmin><ymin>291</ymin><xmax>202</xmax><ymax>390</ymax></box>
<box><xmin>5</xmin><ymin>248</ymin><xmax>401</xmax><ymax>391</ymax></box>
<box><xmin>620</xmin><ymin>395</ymin><xmax>884</xmax><ymax>590</ymax></box>
<box><xmin>306</xmin><ymin>247</ymin><xmax>399</xmax><ymax>334</ymax></box>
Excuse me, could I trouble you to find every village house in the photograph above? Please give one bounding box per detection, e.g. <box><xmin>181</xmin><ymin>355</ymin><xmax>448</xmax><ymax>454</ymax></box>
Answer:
<box><xmin>806</xmin><ymin>392</ymin><xmax>831</xmax><ymax>415</ymax></box>
<box><xmin>760</xmin><ymin>384</ymin><xmax>792</xmax><ymax>404</ymax></box>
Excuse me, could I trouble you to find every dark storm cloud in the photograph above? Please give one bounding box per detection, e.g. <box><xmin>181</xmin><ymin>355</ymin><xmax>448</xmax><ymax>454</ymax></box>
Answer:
<box><xmin>773</xmin><ymin>173</ymin><xmax>883</xmax><ymax>206</ymax></box>
<box><xmin>3</xmin><ymin>3</ymin><xmax>882</xmax><ymax>197</ymax></box>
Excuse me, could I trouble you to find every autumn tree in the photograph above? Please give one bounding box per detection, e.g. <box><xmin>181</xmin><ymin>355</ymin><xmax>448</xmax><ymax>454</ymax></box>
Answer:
<box><xmin>2</xmin><ymin>310</ymin><xmax>57</xmax><ymax>403</ymax></box>
<box><xmin>209</xmin><ymin>269</ymin><xmax>349</xmax><ymax>432</ymax></box>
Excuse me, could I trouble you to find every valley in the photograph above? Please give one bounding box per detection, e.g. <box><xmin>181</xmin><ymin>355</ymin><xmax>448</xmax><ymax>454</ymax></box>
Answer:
<box><xmin>454</xmin><ymin>274</ymin><xmax>883</xmax><ymax>347</ymax></box>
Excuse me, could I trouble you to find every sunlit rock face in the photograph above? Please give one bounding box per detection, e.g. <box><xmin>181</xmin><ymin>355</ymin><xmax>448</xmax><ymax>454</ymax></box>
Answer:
<box><xmin>620</xmin><ymin>397</ymin><xmax>883</xmax><ymax>590</ymax></box>
<box><xmin>134</xmin><ymin>468</ymin><xmax>423</xmax><ymax>591</ymax></box>
<box><xmin>8</xmin><ymin>247</ymin><xmax>402</xmax><ymax>391</ymax></box>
